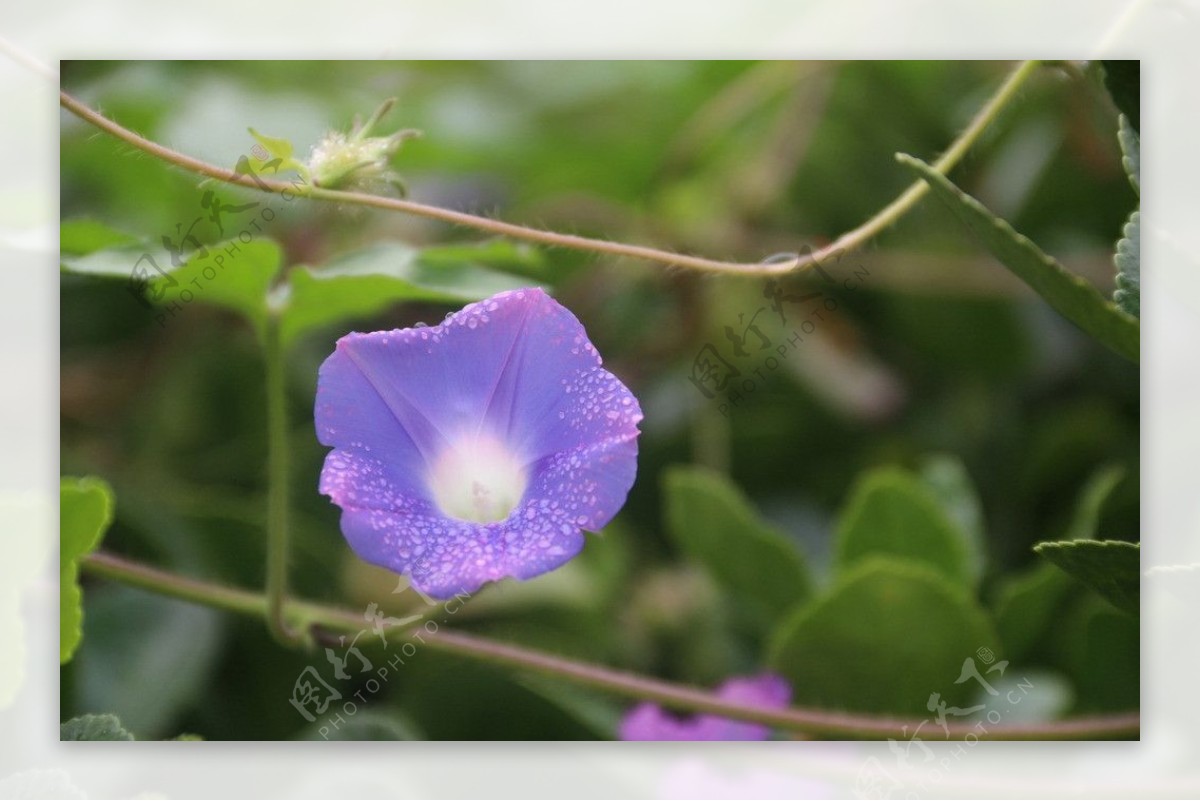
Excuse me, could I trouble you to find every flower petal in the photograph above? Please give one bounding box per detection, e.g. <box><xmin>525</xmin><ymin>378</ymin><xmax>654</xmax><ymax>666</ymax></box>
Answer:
<box><xmin>324</xmin><ymin>437</ymin><xmax>635</xmax><ymax>597</ymax></box>
<box><xmin>315</xmin><ymin>287</ymin><xmax>642</xmax><ymax>598</ymax></box>
<box><xmin>316</xmin><ymin>347</ymin><xmax>433</xmax><ymax>503</ymax></box>
<box><xmin>618</xmin><ymin>674</ymin><xmax>792</xmax><ymax>741</ymax></box>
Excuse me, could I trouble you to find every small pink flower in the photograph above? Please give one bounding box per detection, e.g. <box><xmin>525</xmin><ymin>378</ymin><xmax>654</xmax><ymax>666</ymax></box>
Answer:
<box><xmin>619</xmin><ymin>674</ymin><xmax>792</xmax><ymax>740</ymax></box>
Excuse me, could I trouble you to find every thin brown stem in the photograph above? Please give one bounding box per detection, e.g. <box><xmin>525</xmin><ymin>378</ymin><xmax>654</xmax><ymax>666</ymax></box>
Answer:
<box><xmin>80</xmin><ymin>551</ymin><xmax>1139</xmax><ymax>740</ymax></box>
<box><xmin>58</xmin><ymin>90</ymin><xmax>789</xmax><ymax>276</ymax></box>
<box><xmin>59</xmin><ymin>60</ymin><xmax>1039</xmax><ymax>277</ymax></box>
<box><xmin>802</xmin><ymin>59</ymin><xmax>1040</xmax><ymax>268</ymax></box>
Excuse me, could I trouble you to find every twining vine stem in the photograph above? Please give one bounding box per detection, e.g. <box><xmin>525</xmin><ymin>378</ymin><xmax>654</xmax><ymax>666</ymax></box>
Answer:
<box><xmin>81</xmin><ymin>551</ymin><xmax>1139</xmax><ymax>741</ymax></box>
<box><xmin>59</xmin><ymin>61</ymin><xmax>1038</xmax><ymax>277</ymax></box>
<box><xmin>263</xmin><ymin>313</ymin><xmax>301</xmax><ymax>646</ymax></box>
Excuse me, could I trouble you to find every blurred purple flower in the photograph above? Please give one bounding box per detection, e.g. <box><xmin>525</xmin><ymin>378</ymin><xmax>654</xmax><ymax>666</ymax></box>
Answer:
<box><xmin>619</xmin><ymin>674</ymin><xmax>792</xmax><ymax>741</ymax></box>
<box><xmin>315</xmin><ymin>287</ymin><xmax>642</xmax><ymax>599</ymax></box>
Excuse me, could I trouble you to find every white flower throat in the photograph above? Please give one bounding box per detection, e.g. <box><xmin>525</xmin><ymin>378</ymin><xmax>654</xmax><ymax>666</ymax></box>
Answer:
<box><xmin>428</xmin><ymin>435</ymin><xmax>529</xmax><ymax>523</ymax></box>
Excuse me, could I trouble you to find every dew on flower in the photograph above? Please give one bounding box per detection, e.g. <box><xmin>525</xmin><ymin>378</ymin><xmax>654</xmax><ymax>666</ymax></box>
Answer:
<box><xmin>314</xmin><ymin>287</ymin><xmax>642</xmax><ymax>599</ymax></box>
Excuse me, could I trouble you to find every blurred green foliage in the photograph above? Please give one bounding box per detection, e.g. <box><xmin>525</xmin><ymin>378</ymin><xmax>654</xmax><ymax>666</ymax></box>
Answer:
<box><xmin>60</xmin><ymin>61</ymin><xmax>1138</xmax><ymax>740</ymax></box>
<box><xmin>59</xmin><ymin>477</ymin><xmax>114</xmax><ymax>663</ymax></box>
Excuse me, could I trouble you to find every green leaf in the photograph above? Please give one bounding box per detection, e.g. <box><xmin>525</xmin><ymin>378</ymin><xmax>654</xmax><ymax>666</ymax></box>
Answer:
<box><xmin>897</xmin><ymin>154</ymin><xmax>1139</xmax><ymax>363</ymax></box>
<box><xmin>247</xmin><ymin>127</ymin><xmax>309</xmax><ymax>179</ymax></box>
<box><xmin>60</xmin><ymin>477</ymin><xmax>114</xmax><ymax>663</ymax></box>
<box><xmin>60</xmin><ymin>713</ymin><xmax>134</xmax><ymax>741</ymax></box>
<box><xmin>1101</xmin><ymin>60</ymin><xmax>1139</xmax><ymax>133</ymax></box>
<box><xmin>278</xmin><ymin>241</ymin><xmax>543</xmax><ymax>347</ymax></box>
<box><xmin>1114</xmin><ymin>210</ymin><xmax>1140</xmax><ymax>319</ymax></box>
<box><xmin>73</xmin><ymin>585</ymin><xmax>225</xmax><ymax>739</ymax></box>
<box><xmin>59</xmin><ymin>222</ymin><xmax>158</xmax><ymax>278</ymax></box>
<box><xmin>1066</xmin><ymin>464</ymin><xmax>1125</xmax><ymax>541</ymax></box>
<box><xmin>151</xmin><ymin>237</ymin><xmax>282</xmax><ymax>335</ymax></box>
<box><xmin>60</xmin><ymin>219</ymin><xmax>141</xmax><ymax>256</ymax></box>
<box><xmin>769</xmin><ymin>558</ymin><xmax>999</xmax><ymax>715</ymax></box>
<box><xmin>249</xmin><ymin>127</ymin><xmax>295</xmax><ymax>161</ymax></box>
<box><xmin>834</xmin><ymin>466</ymin><xmax>973</xmax><ymax>587</ymax></box>
<box><xmin>992</xmin><ymin>466</ymin><xmax>1126</xmax><ymax>659</ymax></box>
<box><xmin>918</xmin><ymin>454</ymin><xmax>986</xmax><ymax>582</ymax></box>
<box><xmin>297</xmin><ymin>709</ymin><xmax>422</xmax><ymax>741</ymax></box>
<box><xmin>60</xmin><ymin>245</ymin><xmax>152</xmax><ymax>278</ymax></box>
<box><xmin>418</xmin><ymin>239</ymin><xmax>548</xmax><ymax>279</ymax></box>
<box><xmin>1034</xmin><ymin>539</ymin><xmax>1139</xmax><ymax>616</ymax></box>
<box><xmin>1054</xmin><ymin>593</ymin><xmax>1139</xmax><ymax>713</ymax></box>
<box><xmin>60</xmin><ymin>234</ymin><xmax>285</xmax><ymax>335</ymax></box>
<box><xmin>663</xmin><ymin>466</ymin><xmax>813</xmax><ymax>621</ymax></box>
<box><xmin>517</xmin><ymin>676</ymin><xmax>623</xmax><ymax>739</ymax></box>
<box><xmin>992</xmin><ymin>561</ymin><xmax>1077</xmax><ymax>663</ymax></box>
<box><xmin>1118</xmin><ymin>115</ymin><xmax>1139</xmax><ymax>195</ymax></box>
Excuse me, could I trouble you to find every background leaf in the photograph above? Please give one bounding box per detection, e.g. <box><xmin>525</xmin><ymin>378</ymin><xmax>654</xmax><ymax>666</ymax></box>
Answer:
<box><xmin>60</xmin><ymin>476</ymin><xmax>114</xmax><ymax>663</ymax></box>
<box><xmin>769</xmin><ymin>558</ymin><xmax>999</xmax><ymax>715</ymax></box>
<box><xmin>247</xmin><ymin>128</ymin><xmax>309</xmax><ymax>179</ymax></box>
<box><xmin>1033</xmin><ymin>539</ymin><xmax>1139</xmax><ymax>616</ymax></box>
<box><xmin>1052</xmin><ymin>593</ymin><xmax>1139</xmax><ymax>713</ymax></box>
<box><xmin>918</xmin><ymin>454</ymin><xmax>986</xmax><ymax>583</ymax></box>
<box><xmin>898</xmin><ymin>154</ymin><xmax>1139</xmax><ymax>362</ymax></box>
<box><xmin>1114</xmin><ymin>210</ymin><xmax>1140</xmax><ymax>319</ymax></box>
<box><xmin>296</xmin><ymin>709</ymin><xmax>422</xmax><ymax>741</ymax></box>
<box><xmin>993</xmin><ymin>464</ymin><xmax>1129</xmax><ymax>661</ymax></box>
<box><xmin>1100</xmin><ymin>60</ymin><xmax>1139</xmax><ymax>133</ymax></box>
<box><xmin>834</xmin><ymin>466</ymin><xmax>973</xmax><ymax>586</ymax></box>
<box><xmin>992</xmin><ymin>561</ymin><xmax>1077</xmax><ymax>663</ymax></box>
<box><xmin>1065</xmin><ymin>464</ymin><xmax>1126</xmax><ymax>541</ymax></box>
<box><xmin>60</xmin><ymin>713</ymin><xmax>134</xmax><ymax>741</ymax></box>
<box><xmin>517</xmin><ymin>677</ymin><xmax>623</xmax><ymax>740</ymax></box>
<box><xmin>248</xmin><ymin>127</ymin><xmax>294</xmax><ymax>161</ymax></box>
<box><xmin>60</xmin><ymin>233</ymin><xmax>283</xmax><ymax>335</ymax></box>
<box><xmin>61</xmin><ymin>246</ymin><xmax>153</xmax><ymax>279</ymax></box>
<box><xmin>72</xmin><ymin>586</ymin><xmax>226</xmax><ymax>739</ymax></box>
<box><xmin>60</xmin><ymin>219</ymin><xmax>141</xmax><ymax>256</ymax></box>
<box><xmin>663</xmin><ymin>466</ymin><xmax>812</xmax><ymax>623</ymax></box>
<box><xmin>278</xmin><ymin>241</ymin><xmax>542</xmax><ymax>346</ymax></box>
<box><xmin>1117</xmin><ymin>115</ymin><xmax>1139</xmax><ymax>195</ymax></box>
<box><xmin>152</xmin><ymin>238</ymin><xmax>282</xmax><ymax>335</ymax></box>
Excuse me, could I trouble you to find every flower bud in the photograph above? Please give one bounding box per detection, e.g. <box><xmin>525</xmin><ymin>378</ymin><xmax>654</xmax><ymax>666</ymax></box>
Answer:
<box><xmin>306</xmin><ymin>98</ymin><xmax>420</xmax><ymax>193</ymax></box>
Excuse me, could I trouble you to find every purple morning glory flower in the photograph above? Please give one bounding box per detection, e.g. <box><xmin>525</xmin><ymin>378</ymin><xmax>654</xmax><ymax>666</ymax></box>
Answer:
<box><xmin>315</xmin><ymin>287</ymin><xmax>642</xmax><ymax>599</ymax></box>
<box><xmin>619</xmin><ymin>674</ymin><xmax>792</xmax><ymax>741</ymax></box>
